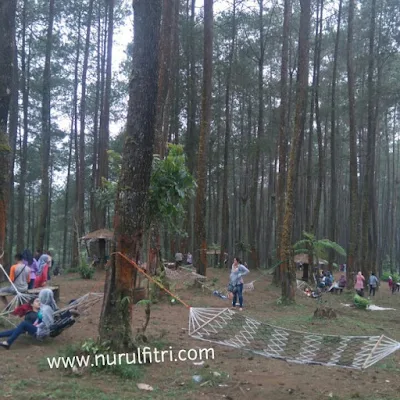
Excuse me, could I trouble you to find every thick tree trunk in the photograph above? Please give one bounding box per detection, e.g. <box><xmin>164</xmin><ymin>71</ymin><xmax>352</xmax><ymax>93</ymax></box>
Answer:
<box><xmin>36</xmin><ymin>0</ymin><xmax>55</xmax><ymax>253</ymax></box>
<box><xmin>280</xmin><ymin>0</ymin><xmax>311</xmax><ymax>301</ymax></box>
<box><xmin>194</xmin><ymin>0</ymin><xmax>213</xmax><ymax>276</ymax></box>
<box><xmin>0</xmin><ymin>0</ymin><xmax>16</xmax><ymax>264</ymax></box>
<box><xmin>99</xmin><ymin>0</ymin><xmax>161</xmax><ymax>350</ymax></box>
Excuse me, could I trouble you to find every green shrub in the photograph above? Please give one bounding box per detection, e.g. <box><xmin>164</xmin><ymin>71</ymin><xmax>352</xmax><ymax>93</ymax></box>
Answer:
<box><xmin>381</xmin><ymin>272</ymin><xmax>399</xmax><ymax>283</ymax></box>
<box><xmin>353</xmin><ymin>294</ymin><xmax>370</xmax><ymax>309</ymax></box>
<box><xmin>79</xmin><ymin>262</ymin><xmax>95</xmax><ymax>279</ymax></box>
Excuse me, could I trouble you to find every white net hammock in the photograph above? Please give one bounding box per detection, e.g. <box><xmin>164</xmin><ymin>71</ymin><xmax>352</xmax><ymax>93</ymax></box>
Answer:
<box><xmin>188</xmin><ymin>307</ymin><xmax>400</xmax><ymax>370</ymax></box>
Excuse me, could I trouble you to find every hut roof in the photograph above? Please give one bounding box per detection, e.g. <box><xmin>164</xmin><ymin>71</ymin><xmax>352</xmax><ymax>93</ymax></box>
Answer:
<box><xmin>81</xmin><ymin>229</ymin><xmax>114</xmax><ymax>241</ymax></box>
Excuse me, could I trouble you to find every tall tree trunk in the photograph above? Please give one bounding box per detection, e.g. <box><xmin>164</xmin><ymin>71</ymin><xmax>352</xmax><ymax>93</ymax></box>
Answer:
<box><xmin>36</xmin><ymin>0</ymin><xmax>55</xmax><ymax>252</ymax></box>
<box><xmin>220</xmin><ymin>0</ymin><xmax>236</xmax><ymax>267</ymax></box>
<box><xmin>62</xmin><ymin>117</ymin><xmax>74</xmax><ymax>269</ymax></box>
<box><xmin>99</xmin><ymin>0</ymin><xmax>161</xmax><ymax>350</ymax></box>
<box><xmin>90</xmin><ymin>2</ymin><xmax>103</xmax><ymax>231</ymax></box>
<box><xmin>0</xmin><ymin>0</ymin><xmax>16</xmax><ymax>264</ymax></box>
<box><xmin>78</xmin><ymin>0</ymin><xmax>95</xmax><ymax>238</ymax></box>
<box><xmin>98</xmin><ymin>0</ymin><xmax>114</xmax><ymax>229</ymax></box>
<box><xmin>155</xmin><ymin>0</ymin><xmax>174</xmax><ymax>157</ymax></box>
<box><xmin>360</xmin><ymin>0</ymin><xmax>376</xmax><ymax>278</ymax></box>
<box><xmin>312</xmin><ymin>0</ymin><xmax>324</xmax><ymax>234</ymax></box>
<box><xmin>275</xmin><ymin>0</ymin><xmax>290</xmax><ymax>283</ymax></box>
<box><xmin>280</xmin><ymin>0</ymin><xmax>311</xmax><ymax>301</ymax></box>
<box><xmin>329</xmin><ymin>0</ymin><xmax>342</xmax><ymax>262</ymax></box>
<box><xmin>249</xmin><ymin>0</ymin><xmax>265</xmax><ymax>270</ymax></box>
<box><xmin>305</xmin><ymin>0</ymin><xmax>319</xmax><ymax>234</ymax></box>
<box><xmin>346</xmin><ymin>0</ymin><xmax>358</xmax><ymax>286</ymax></box>
<box><xmin>8</xmin><ymin>9</ymin><xmax>18</xmax><ymax>257</ymax></box>
<box><xmin>148</xmin><ymin>0</ymin><xmax>177</xmax><ymax>276</ymax></box>
<box><xmin>194</xmin><ymin>0</ymin><xmax>213</xmax><ymax>276</ymax></box>
<box><xmin>72</xmin><ymin>8</ymin><xmax>82</xmax><ymax>268</ymax></box>
<box><xmin>17</xmin><ymin>0</ymin><xmax>31</xmax><ymax>254</ymax></box>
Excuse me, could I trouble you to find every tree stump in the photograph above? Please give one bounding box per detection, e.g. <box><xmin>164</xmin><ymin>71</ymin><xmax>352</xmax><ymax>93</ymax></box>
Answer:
<box><xmin>313</xmin><ymin>306</ymin><xmax>337</xmax><ymax>319</ymax></box>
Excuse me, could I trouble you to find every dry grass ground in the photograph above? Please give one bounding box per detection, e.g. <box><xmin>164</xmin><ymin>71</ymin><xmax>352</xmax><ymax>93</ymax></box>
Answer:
<box><xmin>0</xmin><ymin>268</ymin><xmax>399</xmax><ymax>400</ymax></box>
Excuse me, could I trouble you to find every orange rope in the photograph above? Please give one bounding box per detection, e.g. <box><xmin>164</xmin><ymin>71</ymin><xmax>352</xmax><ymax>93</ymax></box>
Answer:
<box><xmin>113</xmin><ymin>251</ymin><xmax>191</xmax><ymax>309</ymax></box>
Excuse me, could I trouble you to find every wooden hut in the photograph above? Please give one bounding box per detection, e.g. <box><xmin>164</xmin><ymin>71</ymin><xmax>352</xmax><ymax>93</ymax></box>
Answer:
<box><xmin>81</xmin><ymin>229</ymin><xmax>114</xmax><ymax>269</ymax></box>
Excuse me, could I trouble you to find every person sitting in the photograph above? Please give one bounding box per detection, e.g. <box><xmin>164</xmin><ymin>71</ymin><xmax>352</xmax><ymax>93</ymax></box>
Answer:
<box><xmin>12</xmin><ymin>297</ymin><xmax>40</xmax><ymax>324</ymax></box>
<box><xmin>34</xmin><ymin>254</ymin><xmax>51</xmax><ymax>288</ymax></box>
<box><xmin>22</xmin><ymin>249</ymin><xmax>38</xmax><ymax>290</ymax></box>
<box><xmin>338</xmin><ymin>275</ymin><xmax>346</xmax><ymax>288</ymax></box>
<box><xmin>0</xmin><ymin>289</ymin><xmax>57</xmax><ymax>349</ymax></box>
<box><xmin>0</xmin><ymin>253</ymin><xmax>31</xmax><ymax>307</ymax></box>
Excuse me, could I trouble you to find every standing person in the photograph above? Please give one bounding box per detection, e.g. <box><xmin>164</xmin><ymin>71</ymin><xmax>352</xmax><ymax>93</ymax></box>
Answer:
<box><xmin>388</xmin><ymin>276</ymin><xmax>393</xmax><ymax>293</ymax></box>
<box><xmin>368</xmin><ymin>272</ymin><xmax>379</xmax><ymax>298</ymax></box>
<box><xmin>44</xmin><ymin>250</ymin><xmax>54</xmax><ymax>281</ymax></box>
<box><xmin>34</xmin><ymin>254</ymin><xmax>51</xmax><ymax>288</ymax></box>
<box><xmin>174</xmin><ymin>251</ymin><xmax>183</xmax><ymax>269</ymax></box>
<box><xmin>0</xmin><ymin>289</ymin><xmax>57</xmax><ymax>349</ymax></box>
<box><xmin>354</xmin><ymin>271</ymin><xmax>365</xmax><ymax>297</ymax></box>
<box><xmin>228</xmin><ymin>257</ymin><xmax>249</xmax><ymax>311</ymax></box>
<box><xmin>22</xmin><ymin>249</ymin><xmax>38</xmax><ymax>289</ymax></box>
<box><xmin>186</xmin><ymin>252</ymin><xmax>193</xmax><ymax>265</ymax></box>
<box><xmin>0</xmin><ymin>254</ymin><xmax>30</xmax><ymax>307</ymax></box>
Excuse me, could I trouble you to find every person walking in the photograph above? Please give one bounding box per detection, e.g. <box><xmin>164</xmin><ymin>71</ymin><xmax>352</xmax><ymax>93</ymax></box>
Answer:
<box><xmin>368</xmin><ymin>272</ymin><xmax>379</xmax><ymax>298</ymax></box>
<box><xmin>228</xmin><ymin>257</ymin><xmax>249</xmax><ymax>311</ymax></box>
<box><xmin>354</xmin><ymin>271</ymin><xmax>365</xmax><ymax>297</ymax></box>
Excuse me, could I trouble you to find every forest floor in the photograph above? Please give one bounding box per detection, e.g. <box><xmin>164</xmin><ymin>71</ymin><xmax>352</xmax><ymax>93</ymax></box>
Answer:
<box><xmin>0</xmin><ymin>268</ymin><xmax>400</xmax><ymax>400</ymax></box>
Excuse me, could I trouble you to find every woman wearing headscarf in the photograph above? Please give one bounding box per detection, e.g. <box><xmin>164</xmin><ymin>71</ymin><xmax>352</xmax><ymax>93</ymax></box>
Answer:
<box><xmin>0</xmin><ymin>288</ymin><xmax>58</xmax><ymax>349</ymax></box>
<box><xmin>354</xmin><ymin>271</ymin><xmax>365</xmax><ymax>297</ymax></box>
<box><xmin>34</xmin><ymin>254</ymin><xmax>51</xmax><ymax>288</ymax></box>
<box><xmin>22</xmin><ymin>249</ymin><xmax>38</xmax><ymax>289</ymax></box>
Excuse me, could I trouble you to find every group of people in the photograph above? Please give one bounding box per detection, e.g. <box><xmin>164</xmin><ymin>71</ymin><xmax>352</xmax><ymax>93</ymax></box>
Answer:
<box><xmin>354</xmin><ymin>271</ymin><xmax>380</xmax><ymax>298</ymax></box>
<box><xmin>0</xmin><ymin>249</ymin><xmax>53</xmax><ymax>307</ymax></box>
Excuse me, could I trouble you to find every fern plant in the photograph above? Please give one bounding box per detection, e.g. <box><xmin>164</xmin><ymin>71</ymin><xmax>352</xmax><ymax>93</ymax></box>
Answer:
<box><xmin>293</xmin><ymin>231</ymin><xmax>346</xmax><ymax>266</ymax></box>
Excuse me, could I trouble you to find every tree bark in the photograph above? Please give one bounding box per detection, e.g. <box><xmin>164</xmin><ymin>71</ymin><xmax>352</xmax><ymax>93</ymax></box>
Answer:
<box><xmin>280</xmin><ymin>0</ymin><xmax>311</xmax><ymax>301</ymax></box>
<box><xmin>360</xmin><ymin>0</ymin><xmax>376</xmax><ymax>277</ymax></box>
<box><xmin>346</xmin><ymin>0</ymin><xmax>358</xmax><ymax>286</ymax></box>
<box><xmin>0</xmin><ymin>0</ymin><xmax>16</xmax><ymax>264</ymax></box>
<box><xmin>99</xmin><ymin>0</ymin><xmax>161</xmax><ymax>350</ymax></box>
<box><xmin>220</xmin><ymin>0</ymin><xmax>236</xmax><ymax>267</ymax></box>
<box><xmin>98</xmin><ymin>0</ymin><xmax>114</xmax><ymax>229</ymax></box>
<box><xmin>275</xmin><ymin>0</ymin><xmax>290</xmax><ymax>283</ymax></box>
<box><xmin>329</xmin><ymin>0</ymin><xmax>342</xmax><ymax>263</ymax></box>
<box><xmin>194</xmin><ymin>0</ymin><xmax>213</xmax><ymax>276</ymax></box>
<box><xmin>36</xmin><ymin>0</ymin><xmax>55</xmax><ymax>252</ymax></box>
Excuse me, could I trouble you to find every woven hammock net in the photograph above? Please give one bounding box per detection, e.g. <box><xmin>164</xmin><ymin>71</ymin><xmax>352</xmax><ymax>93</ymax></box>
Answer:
<box><xmin>189</xmin><ymin>307</ymin><xmax>400</xmax><ymax>370</ymax></box>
